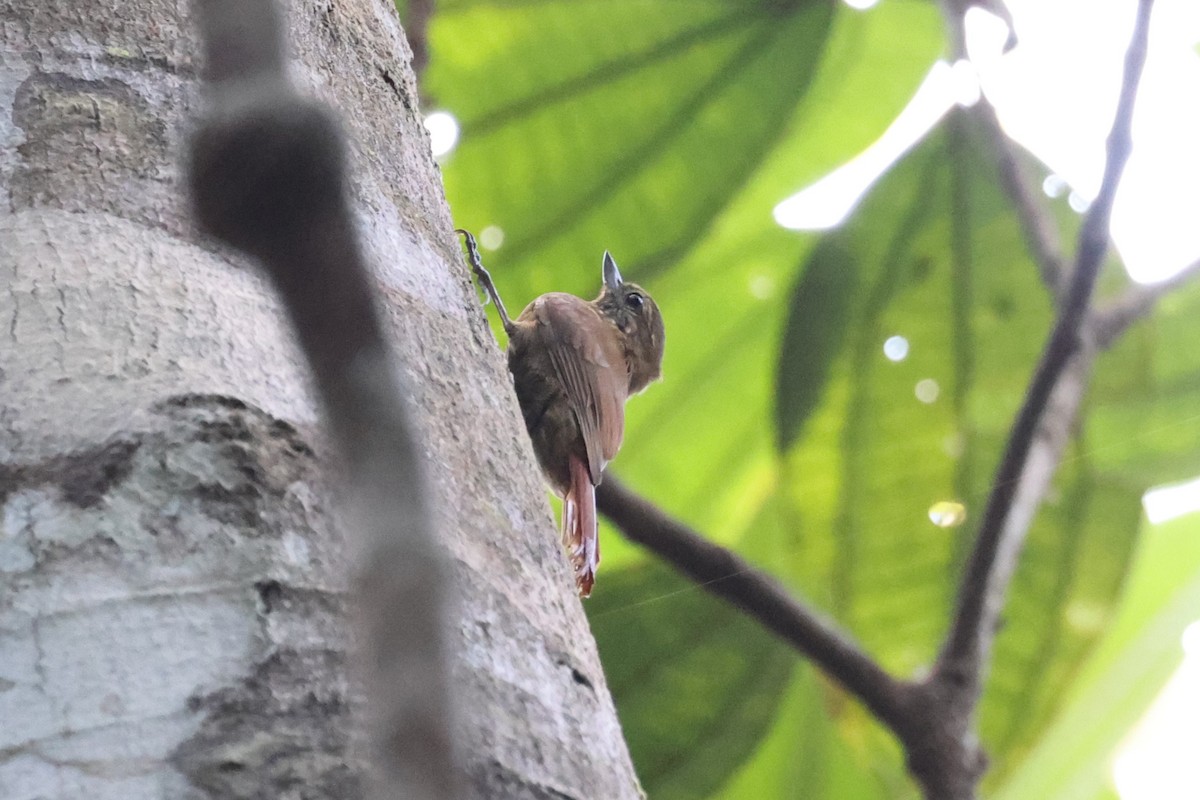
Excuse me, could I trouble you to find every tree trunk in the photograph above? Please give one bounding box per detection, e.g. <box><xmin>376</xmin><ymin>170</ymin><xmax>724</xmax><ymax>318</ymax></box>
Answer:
<box><xmin>0</xmin><ymin>1</ymin><xmax>642</xmax><ymax>798</ymax></box>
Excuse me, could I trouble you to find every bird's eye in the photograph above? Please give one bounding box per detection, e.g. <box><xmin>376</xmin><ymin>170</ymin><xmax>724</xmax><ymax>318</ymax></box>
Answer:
<box><xmin>625</xmin><ymin>293</ymin><xmax>644</xmax><ymax>310</ymax></box>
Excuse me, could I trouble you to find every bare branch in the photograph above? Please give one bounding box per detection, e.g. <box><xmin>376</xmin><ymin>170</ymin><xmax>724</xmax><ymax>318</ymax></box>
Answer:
<box><xmin>976</xmin><ymin>101</ymin><xmax>1068</xmax><ymax>299</ymax></box>
<box><xmin>188</xmin><ymin>1</ymin><xmax>460</xmax><ymax>798</ymax></box>
<box><xmin>936</xmin><ymin>0</ymin><xmax>1154</xmax><ymax>683</ymax></box>
<box><xmin>942</xmin><ymin>0</ymin><xmax>1064</xmax><ymax>298</ymax></box>
<box><xmin>1090</xmin><ymin>257</ymin><xmax>1200</xmax><ymax>349</ymax></box>
<box><xmin>595</xmin><ymin>477</ymin><xmax>912</xmax><ymax>729</ymax></box>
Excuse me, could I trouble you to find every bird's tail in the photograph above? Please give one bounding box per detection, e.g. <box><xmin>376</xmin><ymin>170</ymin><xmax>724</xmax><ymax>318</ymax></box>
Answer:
<box><xmin>562</xmin><ymin>454</ymin><xmax>599</xmax><ymax>597</ymax></box>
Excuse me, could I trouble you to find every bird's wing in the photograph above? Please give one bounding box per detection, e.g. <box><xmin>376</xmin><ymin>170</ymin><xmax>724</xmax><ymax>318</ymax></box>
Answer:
<box><xmin>533</xmin><ymin>294</ymin><xmax>626</xmax><ymax>485</ymax></box>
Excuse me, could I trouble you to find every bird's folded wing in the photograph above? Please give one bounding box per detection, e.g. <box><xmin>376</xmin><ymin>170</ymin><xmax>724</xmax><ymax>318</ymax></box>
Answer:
<box><xmin>534</xmin><ymin>294</ymin><xmax>626</xmax><ymax>485</ymax></box>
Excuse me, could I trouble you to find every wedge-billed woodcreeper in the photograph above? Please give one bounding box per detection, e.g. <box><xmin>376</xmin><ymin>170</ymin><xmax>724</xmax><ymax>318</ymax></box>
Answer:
<box><xmin>458</xmin><ymin>231</ymin><xmax>665</xmax><ymax>596</ymax></box>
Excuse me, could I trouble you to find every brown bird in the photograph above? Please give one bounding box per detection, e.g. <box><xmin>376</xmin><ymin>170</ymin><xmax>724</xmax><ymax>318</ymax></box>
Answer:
<box><xmin>458</xmin><ymin>231</ymin><xmax>665</xmax><ymax>596</ymax></box>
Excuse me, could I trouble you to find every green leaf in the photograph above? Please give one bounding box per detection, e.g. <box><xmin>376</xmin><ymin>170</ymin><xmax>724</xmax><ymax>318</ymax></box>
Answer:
<box><xmin>430</xmin><ymin>0</ymin><xmax>945</xmax><ymax>574</ymax></box>
<box><xmin>775</xmin><ymin>237</ymin><xmax>860</xmax><ymax>451</ymax></box>
<box><xmin>718</xmin><ymin>665</ymin><xmax>894</xmax><ymax>800</ymax></box>
<box><xmin>993</xmin><ymin>512</ymin><xmax>1200</xmax><ymax>800</ymax></box>
<box><xmin>772</xmin><ymin>110</ymin><xmax>1150</xmax><ymax>783</ymax></box>
<box><xmin>778</xmin><ymin>113</ymin><xmax>1002</xmax><ymax>655</ymax></box>
<box><xmin>979</xmin><ymin>466</ymin><xmax>1143</xmax><ymax>783</ymax></box>
<box><xmin>429</xmin><ymin>0</ymin><xmax>835</xmax><ymax>287</ymax></box>
<box><xmin>1089</xmin><ymin>278</ymin><xmax>1200</xmax><ymax>486</ymax></box>
<box><xmin>587</xmin><ymin>558</ymin><xmax>794</xmax><ymax>800</ymax></box>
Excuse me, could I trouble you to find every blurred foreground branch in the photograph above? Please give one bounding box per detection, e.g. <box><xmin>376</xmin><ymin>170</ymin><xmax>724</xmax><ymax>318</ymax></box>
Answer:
<box><xmin>187</xmin><ymin>1</ymin><xmax>459</xmax><ymax>798</ymax></box>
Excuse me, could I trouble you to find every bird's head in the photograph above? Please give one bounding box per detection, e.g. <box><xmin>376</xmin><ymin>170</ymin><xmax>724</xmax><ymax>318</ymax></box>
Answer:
<box><xmin>594</xmin><ymin>251</ymin><xmax>665</xmax><ymax>394</ymax></box>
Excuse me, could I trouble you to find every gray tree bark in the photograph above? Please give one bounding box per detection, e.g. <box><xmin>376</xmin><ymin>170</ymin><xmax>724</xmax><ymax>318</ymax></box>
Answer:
<box><xmin>0</xmin><ymin>1</ymin><xmax>642</xmax><ymax>798</ymax></box>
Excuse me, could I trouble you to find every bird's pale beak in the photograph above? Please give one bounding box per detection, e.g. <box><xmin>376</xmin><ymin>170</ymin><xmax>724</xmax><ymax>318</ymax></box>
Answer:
<box><xmin>603</xmin><ymin>251</ymin><xmax>623</xmax><ymax>292</ymax></box>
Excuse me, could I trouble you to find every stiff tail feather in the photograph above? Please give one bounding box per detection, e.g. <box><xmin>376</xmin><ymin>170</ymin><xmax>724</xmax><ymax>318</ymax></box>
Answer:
<box><xmin>562</xmin><ymin>454</ymin><xmax>600</xmax><ymax>597</ymax></box>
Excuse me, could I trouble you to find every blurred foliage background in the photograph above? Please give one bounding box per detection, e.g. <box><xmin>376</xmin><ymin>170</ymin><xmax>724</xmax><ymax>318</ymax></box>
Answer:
<box><xmin>411</xmin><ymin>1</ymin><xmax>1200</xmax><ymax>797</ymax></box>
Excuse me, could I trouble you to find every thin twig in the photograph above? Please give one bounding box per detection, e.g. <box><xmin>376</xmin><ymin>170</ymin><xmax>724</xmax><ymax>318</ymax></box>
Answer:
<box><xmin>941</xmin><ymin>0</ymin><xmax>1064</xmax><ymax>297</ymax></box>
<box><xmin>976</xmin><ymin>100</ymin><xmax>1068</xmax><ymax>299</ymax></box>
<box><xmin>595</xmin><ymin>477</ymin><xmax>912</xmax><ymax>729</ymax></box>
<box><xmin>935</xmin><ymin>0</ymin><xmax>1154</xmax><ymax>682</ymax></box>
<box><xmin>1089</xmin><ymin>257</ymin><xmax>1200</xmax><ymax>348</ymax></box>
<box><xmin>187</xmin><ymin>1</ymin><xmax>460</xmax><ymax>797</ymax></box>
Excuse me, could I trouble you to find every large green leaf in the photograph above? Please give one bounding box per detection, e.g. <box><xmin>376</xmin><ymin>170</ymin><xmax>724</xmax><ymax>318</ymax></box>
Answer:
<box><xmin>718</xmin><ymin>664</ymin><xmax>893</xmax><ymax>800</ymax></box>
<box><xmin>775</xmin><ymin>236</ymin><xmax>861</xmax><ymax>451</ymax></box>
<box><xmin>427</xmin><ymin>0</ymin><xmax>945</xmax><ymax>574</ymax></box>
<box><xmin>428</xmin><ymin>0</ymin><xmax>834</xmax><ymax>289</ymax></box>
<box><xmin>993</xmin><ymin>512</ymin><xmax>1200</xmax><ymax>800</ymax></box>
<box><xmin>586</xmin><ymin>557</ymin><xmax>794</xmax><ymax>799</ymax></box>
<box><xmin>979</xmin><ymin>464</ymin><xmax>1142</xmax><ymax>784</ymax></box>
<box><xmin>771</xmin><ymin>109</ymin><xmax>1153</xmax><ymax>784</ymax></box>
<box><xmin>1089</xmin><ymin>277</ymin><xmax>1200</xmax><ymax>486</ymax></box>
<box><xmin>778</xmin><ymin>113</ymin><xmax>1011</xmax><ymax>650</ymax></box>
